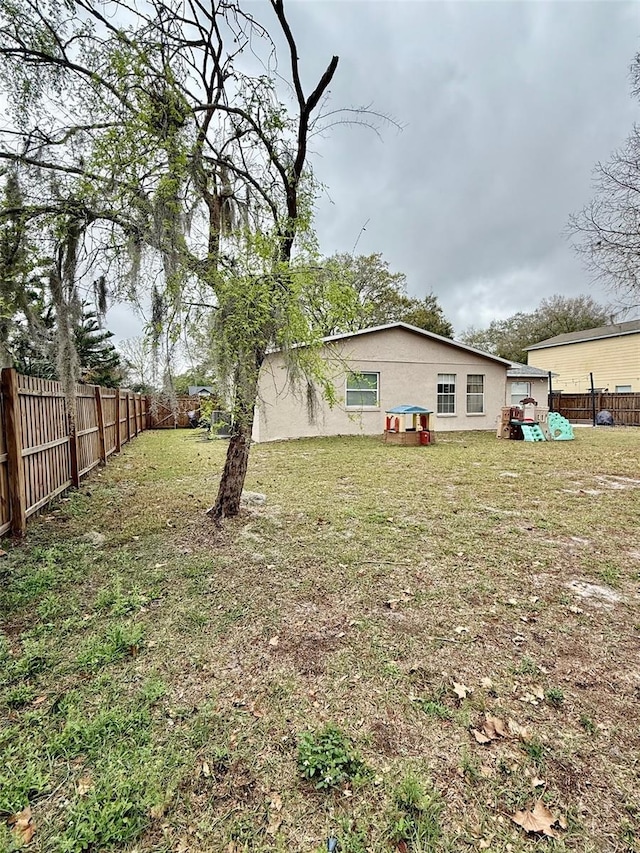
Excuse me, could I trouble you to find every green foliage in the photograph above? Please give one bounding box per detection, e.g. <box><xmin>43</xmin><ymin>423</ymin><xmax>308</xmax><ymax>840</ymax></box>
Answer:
<box><xmin>75</xmin><ymin>624</ymin><xmax>144</xmax><ymax>671</ymax></box>
<box><xmin>545</xmin><ymin>687</ymin><xmax>565</xmax><ymax>708</ymax></box>
<box><xmin>386</xmin><ymin>773</ymin><xmax>443</xmax><ymax>850</ymax></box>
<box><xmin>94</xmin><ymin>579</ymin><xmax>148</xmax><ymax>616</ymax></box>
<box><xmin>297</xmin><ymin>724</ymin><xmax>367</xmax><ymax>790</ymax></box>
<box><xmin>301</xmin><ymin>252</ymin><xmax>454</xmax><ymax>337</ymax></box>
<box><xmin>460</xmin><ymin>294</ymin><xmax>611</xmax><ymax>363</ymax></box>
<box><xmin>51</xmin><ymin>706</ymin><xmax>150</xmax><ymax>759</ymax></box>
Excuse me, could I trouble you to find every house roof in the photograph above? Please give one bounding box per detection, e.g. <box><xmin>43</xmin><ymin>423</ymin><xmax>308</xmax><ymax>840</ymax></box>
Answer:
<box><xmin>526</xmin><ymin>318</ymin><xmax>640</xmax><ymax>351</ymax></box>
<box><xmin>320</xmin><ymin>322</ymin><xmax>513</xmax><ymax>366</ymax></box>
<box><xmin>507</xmin><ymin>361</ymin><xmax>553</xmax><ymax>379</ymax></box>
<box><xmin>188</xmin><ymin>385</ymin><xmax>214</xmax><ymax>396</ymax></box>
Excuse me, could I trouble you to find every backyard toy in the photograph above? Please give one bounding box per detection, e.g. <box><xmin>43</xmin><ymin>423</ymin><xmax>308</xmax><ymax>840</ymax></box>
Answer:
<box><xmin>383</xmin><ymin>404</ymin><xmax>434</xmax><ymax>445</ymax></box>
<box><xmin>521</xmin><ymin>423</ymin><xmax>546</xmax><ymax>442</ymax></box>
<box><xmin>547</xmin><ymin>412</ymin><xmax>575</xmax><ymax>440</ymax></box>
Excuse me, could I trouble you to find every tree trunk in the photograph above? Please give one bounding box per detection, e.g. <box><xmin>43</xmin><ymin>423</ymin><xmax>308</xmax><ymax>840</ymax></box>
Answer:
<box><xmin>207</xmin><ymin>370</ymin><xmax>258</xmax><ymax>522</ymax></box>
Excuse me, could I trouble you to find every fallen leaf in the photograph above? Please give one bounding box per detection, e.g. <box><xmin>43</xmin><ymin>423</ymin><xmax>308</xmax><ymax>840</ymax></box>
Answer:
<box><xmin>77</xmin><ymin>775</ymin><xmax>92</xmax><ymax>796</ymax></box>
<box><xmin>531</xmin><ymin>776</ymin><xmax>545</xmax><ymax>788</ymax></box>
<box><xmin>268</xmin><ymin>635</ymin><xmax>280</xmax><ymax>647</ymax></box>
<box><xmin>266</xmin><ymin>816</ymin><xmax>282</xmax><ymax>836</ymax></box>
<box><xmin>532</xmin><ymin>685</ymin><xmax>545</xmax><ymax>700</ymax></box>
<box><xmin>454</xmin><ymin>625</ymin><xmax>469</xmax><ymax>634</ymax></box>
<box><xmin>507</xmin><ymin>719</ymin><xmax>531</xmax><ymax>741</ymax></box>
<box><xmin>7</xmin><ymin>806</ymin><xmax>35</xmax><ymax>845</ymax></box>
<box><xmin>479</xmin><ymin>840</ymin><xmax>492</xmax><ymax>850</ymax></box>
<box><xmin>31</xmin><ymin>695</ymin><xmax>47</xmax><ymax>707</ymax></box>
<box><xmin>484</xmin><ymin>714</ymin><xmax>509</xmax><ymax>739</ymax></box>
<box><xmin>269</xmin><ymin>793</ymin><xmax>282</xmax><ymax>812</ymax></box>
<box><xmin>0</xmin><ymin>549</ymin><xmax>7</xmax><ymax>557</ymax></box>
<box><xmin>453</xmin><ymin>681</ymin><xmax>471</xmax><ymax>700</ymax></box>
<box><xmin>201</xmin><ymin>761</ymin><xmax>211</xmax><ymax>777</ymax></box>
<box><xmin>511</xmin><ymin>799</ymin><xmax>562</xmax><ymax>838</ymax></box>
<box><xmin>472</xmin><ymin>728</ymin><xmax>492</xmax><ymax>744</ymax></box>
<box><xmin>396</xmin><ymin>841</ymin><xmax>409</xmax><ymax>853</ymax></box>
<box><xmin>480</xmin><ymin>677</ymin><xmax>493</xmax><ymax>690</ymax></box>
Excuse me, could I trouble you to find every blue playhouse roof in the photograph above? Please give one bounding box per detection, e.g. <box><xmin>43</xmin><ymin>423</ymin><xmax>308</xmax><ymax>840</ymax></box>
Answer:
<box><xmin>385</xmin><ymin>404</ymin><xmax>433</xmax><ymax>414</ymax></box>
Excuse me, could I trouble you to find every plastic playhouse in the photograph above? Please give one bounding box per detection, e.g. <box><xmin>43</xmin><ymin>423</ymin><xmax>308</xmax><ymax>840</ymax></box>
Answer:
<box><xmin>383</xmin><ymin>405</ymin><xmax>434</xmax><ymax>446</ymax></box>
<box><xmin>497</xmin><ymin>401</ymin><xmax>574</xmax><ymax>442</ymax></box>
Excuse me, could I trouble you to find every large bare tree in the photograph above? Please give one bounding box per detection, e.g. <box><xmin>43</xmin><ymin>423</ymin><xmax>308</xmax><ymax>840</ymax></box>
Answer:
<box><xmin>0</xmin><ymin>0</ymin><xmax>360</xmax><ymax>519</ymax></box>
<box><xmin>570</xmin><ymin>52</ymin><xmax>640</xmax><ymax>307</ymax></box>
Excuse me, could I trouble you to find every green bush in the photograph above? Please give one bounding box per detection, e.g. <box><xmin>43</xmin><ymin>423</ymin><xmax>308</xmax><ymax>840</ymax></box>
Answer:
<box><xmin>298</xmin><ymin>724</ymin><xmax>367</xmax><ymax>790</ymax></box>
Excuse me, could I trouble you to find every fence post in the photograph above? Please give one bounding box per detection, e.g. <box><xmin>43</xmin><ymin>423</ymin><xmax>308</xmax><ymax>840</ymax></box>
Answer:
<box><xmin>95</xmin><ymin>386</ymin><xmax>106</xmax><ymax>464</ymax></box>
<box><xmin>68</xmin><ymin>420</ymin><xmax>80</xmax><ymax>488</ymax></box>
<box><xmin>115</xmin><ymin>390</ymin><xmax>121</xmax><ymax>453</ymax></box>
<box><xmin>1</xmin><ymin>368</ymin><xmax>27</xmax><ymax>536</ymax></box>
<box><xmin>126</xmin><ymin>393</ymin><xmax>131</xmax><ymax>443</ymax></box>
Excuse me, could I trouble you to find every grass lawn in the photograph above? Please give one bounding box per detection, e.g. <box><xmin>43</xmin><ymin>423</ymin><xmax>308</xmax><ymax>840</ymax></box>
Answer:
<box><xmin>1</xmin><ymin>427</ymin><xmax>639</xmax><ymax>852</ymax></box>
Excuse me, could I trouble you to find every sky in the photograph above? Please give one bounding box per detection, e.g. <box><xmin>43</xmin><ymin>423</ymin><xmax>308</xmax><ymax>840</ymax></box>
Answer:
<box><xmin>109</xmin><ymin>0</ymin><xmax>640</xmax><ymax>341</ymax></box>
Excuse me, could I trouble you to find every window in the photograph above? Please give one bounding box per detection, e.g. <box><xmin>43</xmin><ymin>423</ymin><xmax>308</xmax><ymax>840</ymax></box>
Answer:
<box><xmin>346</xmin><ymin>372</ymin><xmax>379</xmax><ymax>407</ymax></box>
<box><xmin>466</xmin><ymin>374</ymin><xmax>485</xmax><ymax>414</ymax></box>
<box><xmin>615</xmin><ymin>385</ymin><xmax>632</xmax><ymax>393</ymax></box>
<box><xmin>437</xmin><ymin>373</ymin><xmax>456</xmax><ymax>414</ymax></box>
<box><xmin>510</xmin><ymin>381</ymin><xmax>530</xmax><ymax>406</ymax></box>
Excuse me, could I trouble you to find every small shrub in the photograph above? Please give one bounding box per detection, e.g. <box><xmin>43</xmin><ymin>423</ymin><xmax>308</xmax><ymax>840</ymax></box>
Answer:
<box><xmin>298</xmin><ymin>724</ymin><xmax>367</xmax><ymax>790</ymax></box>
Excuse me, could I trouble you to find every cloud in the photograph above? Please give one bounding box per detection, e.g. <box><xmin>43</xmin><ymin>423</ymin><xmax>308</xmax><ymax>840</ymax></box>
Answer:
<box><xmin>289</xmin><ymin>0</ymin><xmax>640</xmax><ymax>333</ymax></box>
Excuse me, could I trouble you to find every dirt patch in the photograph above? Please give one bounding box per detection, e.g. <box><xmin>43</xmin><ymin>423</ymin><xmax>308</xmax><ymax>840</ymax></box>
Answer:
<box><xmin>566</xmin><ymin>579</ymin><xmax>623</xmax><ymax>608</ymax></box>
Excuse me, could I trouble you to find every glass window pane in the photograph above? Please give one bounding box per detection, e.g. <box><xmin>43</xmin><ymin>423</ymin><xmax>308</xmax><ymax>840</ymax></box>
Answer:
<box><xmin>346</xmin><ymin>373</ymin><xmax>378</xmax><ymax>406</ymax></box>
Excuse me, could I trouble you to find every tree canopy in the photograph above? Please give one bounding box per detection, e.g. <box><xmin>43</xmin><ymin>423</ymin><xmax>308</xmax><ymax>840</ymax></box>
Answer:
<box><xmin>301</xmin><ymin>253</ymin><xmax>453</xmax><ymax>337</ymax></box>
<box><xmin>460</xmin><ymin>294</ymin><xmax>611</xmax><ymax>364</ymax></box>
<box><xmin>0</xmin><ymin>0</ymin><xmax>374</xmax><ymax>518</ymax></box>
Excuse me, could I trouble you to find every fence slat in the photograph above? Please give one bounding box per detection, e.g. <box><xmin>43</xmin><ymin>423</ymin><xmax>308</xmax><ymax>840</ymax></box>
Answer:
<box><xmin>1</xmin><ymin>368</ymin><xmax>26</xmax><ymax>536</ymax></box>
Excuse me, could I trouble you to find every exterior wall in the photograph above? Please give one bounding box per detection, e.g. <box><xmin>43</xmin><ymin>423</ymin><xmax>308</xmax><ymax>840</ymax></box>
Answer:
<box><xmin>254</xmin><ymin>327</ymin><xmax>508</xmax><ymax>442</ymax></box>
<box><xmin>506</xmin><ymin>377</ymin><xmax>549</xmax><ymax>406</ymax></box>
<box><xmin>528</xmin><ymin>334</ymin><xmax>640</xmax><ymax>393</ymax></box>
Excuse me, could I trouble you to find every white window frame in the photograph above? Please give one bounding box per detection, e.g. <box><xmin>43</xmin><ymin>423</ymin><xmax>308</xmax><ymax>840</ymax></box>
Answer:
<box><xmin>615</xmin><ymin>385</ymin><xmax>632</xmax><ymax>393</ymax></box>
<box><xmin>437</xmin><ymin>373</ymin><xmax>456</xmax><ymax>415</ymax></box>
<box><xmin>345</xmin><ymin>371</ymin><xmax>379</xmax><ymax>408</ymax></box>
<box><xmin>466</xmin><ymin>374</ymin><xmax>485</xmax><ymax>415</ymax></box>
<box><xmin>510</xmin><ymin>381</ymin><xmax>531</xmax><ymax>406</ymax></box>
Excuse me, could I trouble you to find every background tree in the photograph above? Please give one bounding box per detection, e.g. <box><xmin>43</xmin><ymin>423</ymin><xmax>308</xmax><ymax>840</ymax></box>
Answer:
<box><xmin>302</xmin><ymin>252</ymin><xmax>453</xmax><ymax>336</ymax></box>
<box><xmin>0</xmin><ymin>0</ymin><xmax>374</xmax><ymax>520</ymax></box>
<box><xmin>460</xmin><ymin>294</ymin><xmax>611</xmax><ymax>363</ymax></box>
<box><xmin>570</xmin><ymin>52</ymin><xmax>640</xmax><ymax>305</ymax></box>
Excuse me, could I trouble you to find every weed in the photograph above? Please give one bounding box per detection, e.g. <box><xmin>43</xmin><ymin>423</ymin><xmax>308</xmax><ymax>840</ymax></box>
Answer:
<box><xmin>459</xmin><ymin>746</ymin><xmax>481</xmax><ymax>782</ymax></box>
<box><xmin>139</xmin><ymin>675</ymin><xmax>167</xmax><ymax>704</ymax></box>
<box><xmin>4</xmin><ymin>683</ymin><xmax>36</xmax><ymax>708</ymax></box>
<box><xmin>51</xmin><ymin>706</ymin><xmax>150</xmax><ymax>758</ymax></box>
<box><xmin>417</xmin><ymin>698</ymin><xmax>452</xmax><ymax>720</ymax></box>
<box><xmin>57</xmin><ymin>774</ymin><xmax>151</xmax><ymax>853</ymax></box>
<box><xmin>386</xmin><ymin>773</ymin><xmax>443</xmax><ymax>851</ymax></box>
<box><xmin>298</xmin><ymin>724</ymin><xmax>367</xmax><ymax>790</ymax></box>
<box><xmin>579</xmin><ymin>713</ymin><xmax>597</xmax><ymax>735</ymax></box>
<box><xmin>75</xmin><ymin>624</ymin><xmax>144</xmax><ymax>671</ymax></box>
<box><xmin>521</xmin><ymin>737</ymin><xmax>546</xmax><ymax>766</ymax></box>
<box><xmin>512</xmin><ymin>656</ymin><xmax>540</xmax><ymax>676</ymax></box>
<box><xmin>545</xmin><ymin>687</ymin><xmax>565</xmax><ymax>708</ymax></box>
<box><xmin>94</xmin><ymin>579</ymin><xmax>147</xmax><ymax>616</ymax></box>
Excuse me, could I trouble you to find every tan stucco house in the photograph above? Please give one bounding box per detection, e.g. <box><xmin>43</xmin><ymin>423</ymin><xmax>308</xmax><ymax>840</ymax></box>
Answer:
<box><xmin>526</xmin><ymin>319</ymin><xmax>640</xmax><ymax>394</ymax></box>
<box><xmin>506</xmin><ymin>362</ymin><xmax>550</xmax><ymax>407</ymax></box>
<box><xmin>253</xmin><ymin>323</ymin><xmax>528</xmax><ymax>443</ymax></box>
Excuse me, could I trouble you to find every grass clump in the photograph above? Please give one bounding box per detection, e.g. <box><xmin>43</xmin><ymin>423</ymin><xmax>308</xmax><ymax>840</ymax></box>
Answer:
<box><xmin>298</xmin><ymin>724</ymin><xmax>367</xmax><ymax>790</ymax></box>
<box><xmin>75</xmin><ymin>624</ymin><xmax>144</xmax><ymax>671</ymax></box>
<box><xmin>545</xmin><ymin>686</ymin><xmax>565</xmax><ymax>708</ymax></box>
<box><xmin>386</xmin><ymin>773</ymin><xmax>443</xmax><ymax>851</ymax></box>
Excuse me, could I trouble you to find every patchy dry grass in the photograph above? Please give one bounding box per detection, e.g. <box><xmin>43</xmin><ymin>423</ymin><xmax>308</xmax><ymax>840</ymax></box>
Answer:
<box><xmin>1</xmin><ymin>428</ymin><xmax>639</xmax><ymax>852</ymax></box>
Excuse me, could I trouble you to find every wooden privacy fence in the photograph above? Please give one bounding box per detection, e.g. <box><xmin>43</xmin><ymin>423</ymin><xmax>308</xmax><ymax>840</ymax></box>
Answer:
<box><xmin>0</xmin><ymin>368</ymin><xmax>149</xmax><ymax>537</ymax></box>
<box><xmin>550</xmin><ymin>391</ymin><xmax>640</xmax><ymax>426</ymax></box>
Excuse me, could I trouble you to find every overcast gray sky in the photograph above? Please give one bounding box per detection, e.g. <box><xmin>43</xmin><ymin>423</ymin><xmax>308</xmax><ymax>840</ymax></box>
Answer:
<box><xmin>110</xmin><ymin>0</ymin><xmax>640</xmax><ymax>340</ymax></box>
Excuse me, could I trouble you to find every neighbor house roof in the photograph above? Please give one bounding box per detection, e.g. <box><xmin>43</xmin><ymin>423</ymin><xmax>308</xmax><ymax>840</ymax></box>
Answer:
<box><xmin>319</xmin><ymin>322</ymin><xmax>513</xmax><ymax>366</ymax></box>
<box><xmin>188</xmin><ymin>385</ymin><xmax>214</xmax><ymax>396</ymax></box>
<box><xmin>526</xmin><ymin>318</ymin><xmax>640</xmax><ymax>351</ymax></box>
<box><xmin>507</xmin><ymin>361</ymin><xmax>553</xmax><ymax>379</ymax></box>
